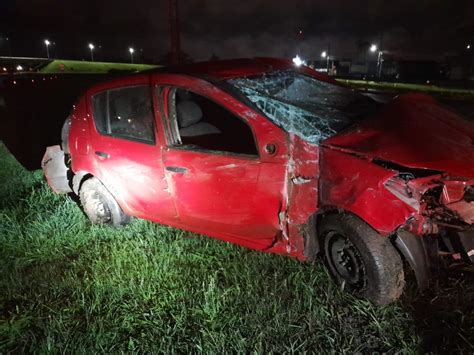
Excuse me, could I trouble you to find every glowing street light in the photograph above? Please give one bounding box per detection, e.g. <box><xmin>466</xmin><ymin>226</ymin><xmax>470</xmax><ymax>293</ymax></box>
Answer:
<box><xmin>292</xmin><ymin>55</ymin><xmax>304</xmax><ymax>67</ymax></box>
<box><xmin>370</xmin><ymin>44</ymin><xmax>378</xmax><ymax>52</ymax></box>
<box><xmin>44</xmin><ymin>39</ymin><xmax>51</xmax><ymax>58</ymax></box>
<box><xmin>321</xmin><ymin>51</ymin><xmax>327</xmax><ymax>58</ymax></box>
<box><xmin>88</xmin><ymin>43</ymin><xmax>95</xmax><ymax>61</ymax></box>
<box><xmin>129</xmin><ymin>47</ymin><xmax>134</xmax><ymax>63</ymax></box>
<box><xmin>467</xmin><ymin>44</ymin><xmax>471</xmax><ymax>50</ymax></box>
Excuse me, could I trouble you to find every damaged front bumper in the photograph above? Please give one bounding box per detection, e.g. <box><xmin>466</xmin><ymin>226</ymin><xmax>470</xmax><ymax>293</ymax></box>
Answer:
<box><xmin>385</xmin><ymin>174</ymin><xmax>474</xmax><ymax>267</ymax></box>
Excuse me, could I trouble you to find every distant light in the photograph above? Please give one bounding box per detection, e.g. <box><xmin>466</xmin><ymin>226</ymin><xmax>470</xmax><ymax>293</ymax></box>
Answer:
<box><xmin>321</xmin><ymin>51</ymin><xmax>327</xmax><ymax>58</ymax></box>
<box><xmin>88</xmin><ymin>43</ymin><xmax>94</xmax><ymax>50</ymax></box>
<box><xmin>298</xmin><ymin>30</ymin><xmax>303</xmax><ymax>35</ymax></box>
<box><xmin>2</xmin><ymin>67</ymin><xmax>6</xmax><ymax>71</ymax></box>
<box><xmin>13</xmin><ymin>80</ymin><xmax>16</xmax><ymax>85</ymax></box>
<box><xmin>370</xmin><ymin>44</ymin><xmax>378</xmax><ymax>52</ymax></box>
<box><xmin>44</xmin><ymin>39</ymin><xmax>50</xmax><ymax>46</ymax></box>
<box><xmin>468</xmin><ymin>44</ymin><xmax>471</xmax><ymax>50</ymax></box>
<box><xmin>16</xmin><ymin>65</ymin><xmax>23</xmax><ymax>71</ymax></box>
<box><xmin>129</xmin><ymin>47</ymin><xmax>134</xmax><ymax>54</ymax></box>
<box><xmin>292</xmin><ymin>55</ymin><xmax>304</xmax><ymax>67</ymax></box>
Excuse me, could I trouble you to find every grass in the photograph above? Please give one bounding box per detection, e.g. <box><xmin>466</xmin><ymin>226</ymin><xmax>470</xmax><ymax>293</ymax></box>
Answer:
<box><xmin>337</xmin><ymin>79</ymin><xmax>474</xmax><ymax>98</ymax></box>
<box><xmin>0</xmin><ymin>141</ymin><xmax>472</xmax><ymax>352</ymax></box>
<box><xmin>40</xmin><ymin>60</ymin><xmax>158</xmax><ymax>74</ymax></box>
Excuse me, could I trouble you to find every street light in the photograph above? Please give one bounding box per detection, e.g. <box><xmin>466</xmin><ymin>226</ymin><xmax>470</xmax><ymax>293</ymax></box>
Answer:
<box><xmin>88</xmin><ymin>43</ymin><xmax>95</xmax><ymax>61</ymax></box>
<box><xmin>321</xmin><ymin>51</ymin><xmax>327</xmax><ymax>58</ymax></box>
<box><xmin>369</xmin><ymin>44</ymin><xmax>383</xmax><ymax>79</ymax></box>
<box><xmin>129</xmin><ymin>47</ymin><xmax>134</xmax><ymax>63</ymax></box>
<box><xmin>44</xmin><ymin>39</ymin><xmax>51</xmax><ymax>59</ymax></box>
<box><xmin>468</xmin><ymin>44</ymin><xmax>471</xmax><ymax>50</ymax></box>
<box><xmin>292</xmin><ymin>55</ymin><xmax>304</xmax><ymax>67</ymax></box>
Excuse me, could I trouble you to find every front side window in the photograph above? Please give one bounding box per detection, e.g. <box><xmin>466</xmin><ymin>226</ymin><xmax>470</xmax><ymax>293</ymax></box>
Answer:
<box><xmin>92</xmin><ymin>86</ymin><xmax>155</xmax><ymax>144</ymax></box>
<box><xmin>163</xmin><ymin>88</ymin><xmax>258</xmax><ymax>156</ymax></box>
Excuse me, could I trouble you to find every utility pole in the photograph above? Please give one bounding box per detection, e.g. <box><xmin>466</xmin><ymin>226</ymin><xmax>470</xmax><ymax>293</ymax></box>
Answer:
<box><xmin>377</xmin><ymin>33</ymin><xmax>384</xmax><ymax>79</ymax></box>
<box><xmin>168</xmin><ymin>0</ymin><xmax>181</xmax><ymax>65</ymax></box>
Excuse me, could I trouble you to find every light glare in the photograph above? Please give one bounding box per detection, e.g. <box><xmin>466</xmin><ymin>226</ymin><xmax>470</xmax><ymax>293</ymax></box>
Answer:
<box><xmin>370</xmin><ymin>44</ymin><xmax>377</xmax><ymax>52</ymax></box>
<box><xmin>88</xmin><ymin>43</ymin><xmax>94</xmax><ymax>50</ymax></box>
<box><xmin>321</xmin><ymin>51</ymin><xmax>327</xmax><ymax>58</ymax></box>
<box><xmin>292</xmin><ymin>55</ymin><xmax>304</xmax><ymax>67</ymax></box>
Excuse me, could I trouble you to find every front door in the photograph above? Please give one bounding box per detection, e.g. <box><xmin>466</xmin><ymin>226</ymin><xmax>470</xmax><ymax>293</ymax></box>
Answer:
<box><xmin>157</xmin><ymin>82</ymin><xmax>288</xmax><ymax>250</ymax></box>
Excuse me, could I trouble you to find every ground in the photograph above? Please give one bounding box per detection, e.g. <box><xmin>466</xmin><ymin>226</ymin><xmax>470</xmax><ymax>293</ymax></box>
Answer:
<box><xmin>0</xmin><ymin>142</ymin><xmax>473</xmax><ymax>352</ymax></box>
<box><xmin>40</xmin><ymin>59</ymin><xmax>158</xmax><ymax>74</ymax></box>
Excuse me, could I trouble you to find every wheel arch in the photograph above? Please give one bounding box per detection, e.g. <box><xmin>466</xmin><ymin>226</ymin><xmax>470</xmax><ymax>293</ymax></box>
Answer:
<box><xmin>310</xmin><ymin>207</ymin><xmax>434</xmax><ymax>292</ymax></box>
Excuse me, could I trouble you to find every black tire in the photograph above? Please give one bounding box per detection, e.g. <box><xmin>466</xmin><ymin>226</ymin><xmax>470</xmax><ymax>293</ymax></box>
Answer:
<box><xmin>318</xmin><ymin>213</ymin><xmax>405</xmax><ymax>305</ymax></box>
<box><xmin>79</xmin><ymin>177</ymin><xmax>130</xmax><ymax>227</ymax></box>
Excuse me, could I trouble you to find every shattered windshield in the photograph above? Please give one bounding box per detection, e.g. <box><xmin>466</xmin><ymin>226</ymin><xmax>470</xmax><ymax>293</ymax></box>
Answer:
<box><xmin>228</xmin><ymin>70</ymin><xmax>380</xmax><ymax>144</ymax></box>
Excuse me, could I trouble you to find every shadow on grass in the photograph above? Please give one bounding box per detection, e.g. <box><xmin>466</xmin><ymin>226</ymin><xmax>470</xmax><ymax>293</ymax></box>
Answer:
<box><xmin>401</xmin><ymin>265</ymin><xmax>474</xmax><ymax>353</ymax></box>
<box><xmin>0</xmin><ymin>73</ymin><xmax>115</xmax><ymax>170</ymax></box>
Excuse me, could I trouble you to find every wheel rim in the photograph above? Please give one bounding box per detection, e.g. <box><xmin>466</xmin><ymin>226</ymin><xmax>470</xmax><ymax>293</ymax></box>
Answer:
<box><xmin>87</xmin><ymin>191</ymin><xmax>112</xmax><ymax>224</ymax></box>
<box><xmin>325</xmin><ymin>231</ymin><xmax>367</xmax><ymax>291</ymax></box>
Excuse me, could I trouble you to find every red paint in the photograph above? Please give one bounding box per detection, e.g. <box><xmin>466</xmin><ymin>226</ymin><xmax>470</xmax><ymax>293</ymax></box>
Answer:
<box><xmin>45</xmin><ymin>58</ymin><xmax>473</xmax><ymax>262</ymax></box>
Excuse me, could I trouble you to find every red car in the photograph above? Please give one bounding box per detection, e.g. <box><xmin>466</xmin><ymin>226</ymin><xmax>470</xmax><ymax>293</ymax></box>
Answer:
<box><xmin>43</xmin><ymin>58</ymin><xmax>474</xmax><ymax>305</ymax></box>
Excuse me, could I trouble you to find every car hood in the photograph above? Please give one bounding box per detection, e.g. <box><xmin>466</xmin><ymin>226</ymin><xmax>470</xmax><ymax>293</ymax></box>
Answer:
<box><xmin>322</xmin><ymin>94</ymin><xmax>474</xmax><ymax>179</ymax></box>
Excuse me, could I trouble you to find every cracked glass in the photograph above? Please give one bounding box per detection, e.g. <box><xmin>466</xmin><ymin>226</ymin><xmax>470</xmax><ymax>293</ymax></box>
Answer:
<box><xmin>228</xmin><ymin>70</ymin><xmax>380</xmax><ymax>144</ymax></box>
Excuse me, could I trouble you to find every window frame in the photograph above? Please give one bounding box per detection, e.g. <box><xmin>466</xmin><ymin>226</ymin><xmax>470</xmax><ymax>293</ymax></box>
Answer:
<box><xmin>91</xmin><ymin>85</ymin><xmax>157</xmax><ymax>145</ymax></box>
<box><xmin>157</xmin><ymin>85</ymin><xmax>260</xmax><ymax>159</ymax></box>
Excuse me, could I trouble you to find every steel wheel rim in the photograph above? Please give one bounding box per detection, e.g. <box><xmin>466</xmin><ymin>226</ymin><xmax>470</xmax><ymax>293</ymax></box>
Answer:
<box><xmin>325</xmin><ymin>231</ymin><xmax>367</xmax><ymax>290</ymax></box>
<box><xmin>88</xmin><ymin>191</ymin><xmax>112</xmax><ymax>224</ymax></box>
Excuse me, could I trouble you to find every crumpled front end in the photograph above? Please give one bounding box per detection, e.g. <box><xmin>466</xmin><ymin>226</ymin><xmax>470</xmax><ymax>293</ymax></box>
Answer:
<box><xmin>385</xmin><ymin>173</ymin><xmax>474</xmax><ymax>263</ymax></box>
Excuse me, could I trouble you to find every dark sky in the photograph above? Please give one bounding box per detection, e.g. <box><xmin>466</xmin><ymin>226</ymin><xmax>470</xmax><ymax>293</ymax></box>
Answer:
<box><xmin>1</xmin><ymin>0</ymin><xmax>473</xmax><ymax>62</ymax></box>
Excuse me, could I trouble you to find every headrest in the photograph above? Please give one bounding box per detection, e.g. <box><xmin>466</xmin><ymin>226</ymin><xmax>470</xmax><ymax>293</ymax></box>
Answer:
<box><xmin>177</xmin><ymin>101</ymin><xmax>203</xmax><ymax>128</ymax></box>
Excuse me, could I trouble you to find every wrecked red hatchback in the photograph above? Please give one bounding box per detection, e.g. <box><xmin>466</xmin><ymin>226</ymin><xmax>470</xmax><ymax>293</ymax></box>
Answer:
<box><xmin>43</xmin><ymin>58</ymin><xmax>474</xmax><ymax>304</ymax></box>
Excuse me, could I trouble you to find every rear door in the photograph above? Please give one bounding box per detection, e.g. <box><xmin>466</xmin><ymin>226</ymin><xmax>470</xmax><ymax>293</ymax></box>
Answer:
<box><xmin>154</xmin><ymin>75</ymin><xmax>289</xmax><ymax>250</ymax></box>
<box><xmin>86</xmin><ymin>77</ymin><xmax>177</xmax><ymax>222</ymax></box>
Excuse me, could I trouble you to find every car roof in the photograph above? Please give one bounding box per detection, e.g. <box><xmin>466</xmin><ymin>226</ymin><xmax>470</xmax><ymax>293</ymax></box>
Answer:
<box><xmin>154</xmin><ymin>57</ymin><xmax>295</xmax><ymax>80</ymax></box>
<box><xmin>88</xmin><ymin>57</ymin><xmax>334</xmax><ymax>93</ymax></box>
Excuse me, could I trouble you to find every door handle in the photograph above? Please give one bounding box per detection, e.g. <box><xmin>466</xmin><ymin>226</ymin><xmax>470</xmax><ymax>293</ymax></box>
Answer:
<box><xmin>95</xmin><ymin>151</ymin><xmax>110</xmax><ymax>159</ymax></box>
<box><xmin>165</xmin><ymin>166</ymin><xmax>188</xmax><ymax>174</ymax></box>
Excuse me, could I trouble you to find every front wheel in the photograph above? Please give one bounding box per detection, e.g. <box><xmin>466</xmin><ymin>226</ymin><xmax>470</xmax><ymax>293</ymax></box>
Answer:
<box><xmin>318</xmin><ymin>213</ymin><xmax>405</xmax><ymax>305</ymax></box>
<box><xmin>79</xmin><ymin>177</ymin><xmax>130</xmax><ymax>227</ymax></box>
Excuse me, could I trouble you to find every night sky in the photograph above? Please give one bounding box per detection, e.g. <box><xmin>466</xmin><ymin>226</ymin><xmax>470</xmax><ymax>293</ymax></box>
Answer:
<box><xmin>1</xmin><ymin>0</ymin><xmax>473</xmax><ymax>63</ymax></box>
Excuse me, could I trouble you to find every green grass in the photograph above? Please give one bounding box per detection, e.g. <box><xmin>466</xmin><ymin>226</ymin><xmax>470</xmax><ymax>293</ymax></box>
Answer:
<box><xmin>337</xmin><ymin>79</ymin><xmax>474</xmax><ymax>98</ymax></box>
<box><xmin>40</xmin><ymin>60</ymin><xmax>158</xmax><ymax>74</ymax></box>
<box><xmin>0</xmin><ymin>142</ymin><xmax>472</xmax><ymax>352</ymax></box>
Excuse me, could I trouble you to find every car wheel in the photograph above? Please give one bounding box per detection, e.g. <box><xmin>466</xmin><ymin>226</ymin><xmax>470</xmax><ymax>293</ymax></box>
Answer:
<box><xmin>79</xmin><ymin>177</ymin><xmax>130</xmax><ymax>227</ymax></box>
<box><xmin>318</xmin><ymin>213</ymin><xmax>405</xmax><ymax>305</ymax></box>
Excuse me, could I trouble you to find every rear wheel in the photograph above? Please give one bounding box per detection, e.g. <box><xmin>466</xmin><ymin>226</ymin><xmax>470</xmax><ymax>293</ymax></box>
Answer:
<box><xmin>318</xmin><ymin>213</ymin><xmax>405</xmax><ymax>305</ymax></box>
<box><xmin>79</xmin><ymin>177</ymin><xmax>130</xmax><ymax>227</ymax></box>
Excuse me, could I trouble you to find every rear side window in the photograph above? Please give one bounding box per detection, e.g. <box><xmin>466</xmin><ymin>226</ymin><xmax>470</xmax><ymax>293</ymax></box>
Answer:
<box><xmin>92</xmin><ymin>86</ymin><xmax>155</xmax><ymax>144</ymax></box>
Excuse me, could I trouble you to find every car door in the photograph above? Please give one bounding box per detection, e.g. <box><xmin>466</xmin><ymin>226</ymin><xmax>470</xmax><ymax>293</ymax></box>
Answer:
<box><xmin>155</xmin><ymin>76</ymin><xmax>289</xmax><ymax>250</ymax></box>
<box><xmin>86</xmin><ymin>77</ymin><xmax>177</xmax><ymax>223</ymax></box>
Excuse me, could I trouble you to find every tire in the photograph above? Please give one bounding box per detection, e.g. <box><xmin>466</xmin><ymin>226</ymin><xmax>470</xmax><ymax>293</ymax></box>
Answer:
<box><xmin>79</xmin><ymin>177</ymin><xmax>130</xmax><ymax>227</ymax></box>
<box><xmin>318</xmin><ymin>213</ymin><xmax>405</xmax><ymax>305</ymax></box>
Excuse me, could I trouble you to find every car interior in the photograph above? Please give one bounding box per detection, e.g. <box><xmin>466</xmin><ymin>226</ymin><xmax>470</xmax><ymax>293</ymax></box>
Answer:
<box><xmin>172</xmin><ymin>88</ymin><xmax>258</xmax><ymax>156</ymax></box>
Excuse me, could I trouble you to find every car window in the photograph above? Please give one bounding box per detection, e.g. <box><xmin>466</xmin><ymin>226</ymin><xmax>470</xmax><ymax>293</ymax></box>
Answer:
<box><xmin>163</xmin><ymin>88</ymin><xmax>258</xmax><ymax>156</ymax></box>
<box><xmin>92</xmin><ymin>86</ymin><xmax>155</xmax><ymax>144</ymax></box>
<box><xmin>228</xmin><ymin>70</ymin><xmax>381</xmax><ymax>144</ymax></box>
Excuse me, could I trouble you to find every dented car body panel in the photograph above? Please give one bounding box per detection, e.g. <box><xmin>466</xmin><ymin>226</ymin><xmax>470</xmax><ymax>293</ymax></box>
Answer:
<box><xmin>43</xmin><ymin>58</ymin><xmax>474</xmax><ymax>291</ymax></box>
